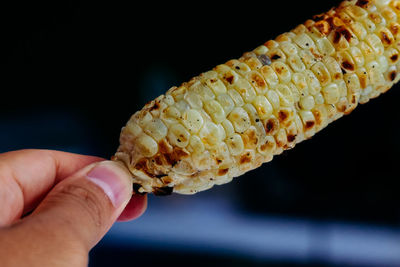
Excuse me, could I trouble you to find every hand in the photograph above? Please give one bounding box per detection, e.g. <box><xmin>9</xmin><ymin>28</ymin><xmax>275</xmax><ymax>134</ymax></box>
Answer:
<box><xmin>0</xmin><ymin>149</ymin><xmax>147</xmax><ymax>267</ymax></box>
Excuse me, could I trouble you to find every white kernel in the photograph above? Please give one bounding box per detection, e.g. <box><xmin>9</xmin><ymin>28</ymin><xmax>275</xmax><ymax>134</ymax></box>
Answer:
<box><xmin>182</xmin><ymin>109</ymin><xmax>204</xmax><ymax>133</ymax></box>
<box><xmin>292</xmin><ymin>73</ymin><xmax>309</xmax><ymax>96</ymax></box>
<box><xmin>126</xmin><ymin>121</ymin><xmax>142</xmax><ymax>138</ymax></box>
<box><xmin>253</xmin><ymin>45</ymin><xmax>269</xmax><ymax>55</ymax></box>
<box><xmin>217</xmin><ymin>93</ymin><xmax>235</xmax><ymax>114</ymax></box>
<box><xmin>189</xmin><ymin>135</ymin><xmax>205</xmax><ymax>153</ymax></box>
<box><xmin>165</xmin><ymin>106</ymin><xmax>181</xmax><ymax>119</ymax></box>
<box><xmin>136</xmin><ymin>133</ymin><xmax>158</xmax><ymax>157</ymax></box>
<box><xmin>316</xmin><ymin>37</ymin><xmax>335</xmax><ymax>56</ymax></box>
<box><xmin>232</xmin><ymin>77</ymin><xmax>256</xmax><ymax>103</ymax></box>
<box><xmin>215</xmin><ymin>64</ymin><xmax>239</xmax><ymax>85</ymax></box>
<box><xmin>226</xmin><ymin>134</ymin><xmax>244</xmax><ymax>156</ymax></box>
<box><xmin>280</xmin><ymin>41</ymin><xmax>298</xmax><ymax>56</ymax></box>
<box><xmin>174</xmin><ymin>100</ymin><xmax>190</xmax><ymax>113</ymax></box>
<box><xmin>258</xmin><ymin>135</ymin><xmax>276</xmax><ymax>156</ymax></box>
<box><xmin>366</xmin><ymin>34</ymin><xmax>384</xmax><ymax>56</ymax></box>
<box><xmin>304</xmin><ymin>70</ymin><xmax>321</xmax><ymax>95</ymax></box>
<box><xmin>228</xmin><ymin>107</ymin><xmax>251</xmax><ymax>133</ymax></box>
<box><xmin>288</xmin><ymin>54</ymin><xmax>306</xmax><ymax>72</ymax></box>
<box><xmin>204</xmin><ymin>100</ymin><xmax>226</xmax><ymax>123</ymax></box>
<box><xmin>199</xmin><ymin>122</ymin><xmax>223</xmax><ymax>149</ymax></box>
<box><xmin>336</xmin><ymin>80</ymin><xmax>348</xmax><ymax>98</ymax></box>
<box><xmin>205</xmin><ymin>77</ymin><xmax>227</xmax><ymax>96</ymax></box>
<box><xmin>190</xmin><ymin>81</ymin><xmax>215</xmax><ymax>102</ymax></box>
<box><xmin>184</xmin><ymin>91</ymin><xmax>203</xmax><ymax>109</ymax></box>
<box><xmin>221</xmin><ymin>119</ymin><xmax>235</xmax><ymax>137</ymax></box>
<box><xmin>243</xmin><ymin>103</ymin><xmax>259</xmax><ymax>123</ymax></box>
<box><xmin>271</xmin><ymin>61</ymin><xmax>292</xmax><ymax>83</ymax></box>
<box><xmin>322</xmin><ymin>56</ymin><xmax>343</xmax><ymax>81</ymax></box>
<box><xmin>144</xmin><ymin>118</ymin><xmax>168</xmax><ymax>141</ymax></box>
<box><xmin>246</xmin><ymin>71</ymin><xmax>268</xmax><ymax>95</ymax></box>
<box><xmin>299</xmin><ymin>95</ymin><xmax>315</xmax><ymax>110</ymax></box>
<box><xmin>349</xmin><ymin>46</ymin><xmax>365</xmax><ymax>68</ymax></box>
<box><xmin>260</xmin><ymin>65</ymin><xmax>279</xmax><ymax>89</ymax></box>
<box><xmin>314</xmin><ymin>92</ymin><xmax>325</xmax><ymax>105</ymax></box>
<box><xmin>168</xmin><ymin>124</ymin><xmax>190</xmax><ymax>148</ymax></box>
<box><xmin>275</xmin><ymin>84</ymin><xmax>294</xmax><ymax>107</ymax></box>
<box><xmin>227</xmin><ymin>89</ymin><xmax>244</xmax><ymax>107</ymax></box>
<box><xmin>322</xmin><ymin>83</ymin><xmax>340</xmax><ymax>104</ymax></box>
<box><xmin>293</xmin><ymin>33</ymin><xmax>315</xmax><ymax>49</ymax></box>
<box><xmin>253</xmin><ymin>95</ymin><xmax>273</xmax><ymax>120</ymax></box>
<box><xmin>311</xmin><ymin>62</ymin><xmax>331</xmax><ymax>86</ymax></box>
<box><xmin>266</xmin><ymin>90</ymin><xmax>280</xmax><ymax>110</ymax></box>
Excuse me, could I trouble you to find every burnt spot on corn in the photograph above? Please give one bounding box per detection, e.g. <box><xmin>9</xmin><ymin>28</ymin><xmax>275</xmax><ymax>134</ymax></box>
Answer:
<box><xmin>356</xmin><ymin>0</ymin><xmax>371</xmax><ymax>8</ymax></box>
<box><xmin>271</xmin><ymin>54</ymin><xmax>281</xmax><ymax>60</ymax></box>
<box><xmin>153</xmin><ymin>186</ymin><xmax>173</xmax><ymax>196</ymax></box>
<box><xmin>215</xmin><ymin>158</ymin><xmax>223</xmax><ymax>165</ymax></box>
<box><xmin>265</xmin><ymin>118</ymin><xmax>278</xmax><ymax>134</ymax></box>
<box><xmin>341</xmin><ymin>61</ymin><xmax>354</xmax><ymax>71</ymax></box>
<box><xmin>158</xmin><ymin>139</ymin><xmax>173</xmax><ymax>154</ymax></box>
<box><xmin>250</xmin><ymin>72</ymin><xmax>267</xmax><ymax>88</ymax></box>
<box><xmin>218</xmin><ymin>168</ymin><xmax>229</xmax><ymax>176</ymax></box>
<box><xmin>390</xmin><ymin>71</ymin><xmax>397</xmax><ymax>81</ymax></box>
<box><xmin>240</xmin><ymin>152</ymin><xmax>252</xmax><ymax>164</ymax></box>
<box><xmin>287</xmin><ymin>134</ymin><xmax>296</xmax><ymax>142</ymax></box>
<box><xmin>149</xmin><ymin>101</ymin><xmax>160</xmax><ymax>112</ymax></box>
<box><xmin>132</xmin><ymin>183</ymin><xmax>146</xmax><ymax>195</ymax></box>
<box><xmin>305</xmin><ymin>121</ymin><xmax>315</xmax><ymax>129</ymax></box>
<box><xmin>380</xmin><ymin>32</ymin><xmax>393</xmax><ymax>46</ymax></box>
<box><xmin>315</xmin><ymin>20</ymin><xmax>331</xmax><ymax>35</ymax></box>
<box><xmin>390</xmin><ymin>54</ymin><xmax>398</xmax><ymax>63</ymax></box>
<box><xmin>242</xmin><ymin>128</ymin><xmax>258</xmax><ymax>149</ymax></box>
<box><xmin>390</xmin><ymin>23</ymin><xmax>399</xmax><ymax>37</ymax></box>
<box><xmin>278</xmin><ymin>110</ymin><xmax>288</xmax><ymax>122</ymax></box>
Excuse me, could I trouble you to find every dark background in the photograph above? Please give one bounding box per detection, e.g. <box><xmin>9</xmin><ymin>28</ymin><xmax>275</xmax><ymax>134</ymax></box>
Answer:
<box><xmin>1</xmin><ymin>0</ymin><xmax>399</xmax><ymax>266</ymax></box>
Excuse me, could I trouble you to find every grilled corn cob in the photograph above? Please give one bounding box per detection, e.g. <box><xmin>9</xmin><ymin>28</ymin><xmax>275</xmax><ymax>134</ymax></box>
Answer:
<box><xmin>114</xmin><ymin>0</ymin><xmax>400</xmax><ymax>195</ymax></box>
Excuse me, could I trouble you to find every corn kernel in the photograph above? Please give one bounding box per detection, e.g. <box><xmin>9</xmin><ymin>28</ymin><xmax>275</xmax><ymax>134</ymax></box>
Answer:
<box><xmin>266</xmin><ymin>90</ymin><xmax>280</xmax><ymax>110</ymax></box>
<box><xmin>168</xmin><ymin>124</ymin><xmax>190</xmax><ymax>148</ymax></box>
<box><xmin>246</xmin><ymin>71</ymin><xmax>268</xmax><ymax>95</ymax></box>
<box><xmin>137</xmin><ymin>133</ymin><xmax>158</xmax><ymax>157</ymax></box>
<box><xmin>299</xmin><ymin>95</ymin><xmax>315</xmax><ymax>110</ymax></box>
<box><xmin>260</xmin><ymin>65</ymin><xmax>279</xmax><ymax>89</ymax></box>
<box><xmin>226</xmin><ymin>133</ymin><xmax>244</xmax><ymax>156</ymax></box>
<box><xmin>253</xmin><ymin>95</ymin><xmax>273</xmax><ymax>120</ymax></box>
<box><xmin>144</xmin><ymin>118</ymin><xmax>168</xmax><ymax>141</ymax></box>
<box><xmin>228</xmin><ymin>107</ymin><xmax>251</xmax><ymax>133</ymax></box>
<box><xmin>227</xmin><ymin>89</ymin><xmax>244</xmax><ymax>107</ymax></box>
<box><xmin>322</xmin><ymin>83</ymin><xmax>340</xmax><ymax>104</ymax></box>
<box><xmin>271</xmin><ymin>61</ymin><xmax>292</xmax><ymax>83</ymax></box>
<box><xmin>182</xmin><ymin>109</ymin><xmax>204</xmax><ymax>133</ymax></box>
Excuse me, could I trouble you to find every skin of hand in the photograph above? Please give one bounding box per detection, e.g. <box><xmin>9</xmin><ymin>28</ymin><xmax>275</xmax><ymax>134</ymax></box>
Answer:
<box><xmin>0</xmin><ymin>149</ymin><xmax>147</xmax><ymax>267</ymax></box>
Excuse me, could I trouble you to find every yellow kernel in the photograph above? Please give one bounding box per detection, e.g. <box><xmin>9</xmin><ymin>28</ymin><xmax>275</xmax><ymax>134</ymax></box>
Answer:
<box><xmin>253</xmin><ymin>45</ymin><xmax>269</xmax><ymax>55</ymax></box>
<box><xmin>182</xmin><ymin>109</ymin><xmax>204</xmax><ymax>133</ymax></box>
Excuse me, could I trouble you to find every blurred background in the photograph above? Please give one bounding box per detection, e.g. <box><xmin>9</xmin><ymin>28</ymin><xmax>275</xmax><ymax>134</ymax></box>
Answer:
<box><xmin>1</xmin><ymin>0</ymin><xmax>399</xmax><ymax>266</ymax></box>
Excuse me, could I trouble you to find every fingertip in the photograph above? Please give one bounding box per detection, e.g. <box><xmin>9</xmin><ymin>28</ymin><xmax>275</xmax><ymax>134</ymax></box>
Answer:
<box><xmin>117</xmin><ymin>194</ymin><xmax>147</xmax><ymax>222</ymax></box>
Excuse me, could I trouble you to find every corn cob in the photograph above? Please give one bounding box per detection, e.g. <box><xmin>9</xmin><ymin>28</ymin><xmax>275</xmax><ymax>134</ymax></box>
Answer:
<box><xmin>114</xmin><ymin>0</ymin><xmax>400</xmax><ymax>195</ymax></box>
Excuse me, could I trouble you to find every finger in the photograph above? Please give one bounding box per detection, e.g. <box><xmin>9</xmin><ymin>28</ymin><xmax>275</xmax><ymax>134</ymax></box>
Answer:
<box><xmin>0</xmin><ymin>149</ymin><xmax>103</xmax><ymax>226</ymax></box>
<box><xmin>26</xmin><ymin>160</ymin><xmax>146</xmax><ymax>251</ymax></box>
<box><xmin>117</xmin><ymin>193</ymin><xmax>147</xmax><ymax>222</ymax></box>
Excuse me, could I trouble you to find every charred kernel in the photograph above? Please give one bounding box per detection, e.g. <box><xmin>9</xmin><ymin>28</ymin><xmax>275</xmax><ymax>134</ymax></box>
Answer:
<box><xmin>218</xmin><ymin>168</ymin><xmax>229</xmax><ymax>176</ymax></box>
<box><xmin>390</xmin><ymin>71</ymin><xmax>397</xmax><ymax>81</ymax></box>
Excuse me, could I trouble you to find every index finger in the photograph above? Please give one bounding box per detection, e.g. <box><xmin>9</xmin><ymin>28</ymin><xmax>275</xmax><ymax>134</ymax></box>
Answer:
<box><xmin>0</xmin><ymin>149</ymin><xmax>104</xmax><ymax>226</ymax></box>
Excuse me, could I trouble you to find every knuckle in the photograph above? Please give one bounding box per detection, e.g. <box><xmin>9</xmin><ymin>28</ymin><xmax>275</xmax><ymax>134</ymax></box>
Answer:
<box><xmin>54</xmin><ymin>182</ymin><xmax>109</xmax><ymax>228</ymax></box>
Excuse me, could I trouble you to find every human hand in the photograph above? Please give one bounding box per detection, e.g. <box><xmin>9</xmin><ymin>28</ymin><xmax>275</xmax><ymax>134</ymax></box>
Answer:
<box><xmin>0</xmin><ymin>149</ymin><xmax>147</xmax><ymax>267</ymax></box>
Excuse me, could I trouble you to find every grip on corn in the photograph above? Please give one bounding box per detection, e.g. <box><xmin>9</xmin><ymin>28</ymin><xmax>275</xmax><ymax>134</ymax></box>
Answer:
<box><xmin>114</xmin><ymin>0</ymin><xmax>400</xmax><ymax>195</ymax></box>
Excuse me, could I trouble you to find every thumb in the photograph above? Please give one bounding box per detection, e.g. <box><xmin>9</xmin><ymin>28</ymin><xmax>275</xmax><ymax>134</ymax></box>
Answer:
<box><xmin>27</xmin><ymin>160</ymin><xmax>141</xmax><ymax>250</ymax></box>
